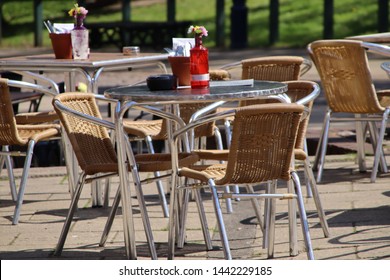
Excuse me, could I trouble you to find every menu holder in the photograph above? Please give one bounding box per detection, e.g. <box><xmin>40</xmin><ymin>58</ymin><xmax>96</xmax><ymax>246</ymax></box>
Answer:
<box><xmin>210</xmin><ymin>79</ymin><xmax>254</xmax><ymax>87</ymax></box>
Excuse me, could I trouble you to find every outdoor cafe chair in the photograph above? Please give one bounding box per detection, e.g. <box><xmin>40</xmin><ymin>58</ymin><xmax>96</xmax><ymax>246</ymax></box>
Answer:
<box><xmin>308</xmin><ymin>39</ymin><xmax>390</xmax><ymax>183</ymax></box>
<box><xmin>0</xmin><ymin>78</ymin><xmax>61</xmax><ymax>225</ymax></box>
<box><xmin>219</xmin><ymin>55</ymin><xmax>312</xmax><ymax>145</ymax></box>
<box><xmin>190</xmin><ymin>81</ymin><xmax>330</xmax><ymax>255</ymax></box>
<box><xmin>167</xmin><ymin>103</ymin><xmax>315</xmax><ymax>260</ymax></box>
<box><xmin>52</xmin><ymin>92</ymin><xmax>199</xmax><ymax>259</ymax></box>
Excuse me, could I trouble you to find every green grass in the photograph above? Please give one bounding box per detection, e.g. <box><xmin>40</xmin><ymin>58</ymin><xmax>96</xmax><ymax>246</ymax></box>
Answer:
<box><xmin>0</xmin><ymin>0</ymin><xmax>384</xmax><ymax>49</ymax></box>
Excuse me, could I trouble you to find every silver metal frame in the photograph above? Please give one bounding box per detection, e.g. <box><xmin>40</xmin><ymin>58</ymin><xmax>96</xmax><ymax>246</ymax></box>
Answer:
<box><xmin>167</xmin><ymin>107</ymin><xmax>315</xmax><ymax>260</ymax></box>
<box><xmin>52</xmin><ymin>96</ymin><xmax>174</xmax><ymax>260</ymax></box>
<box><xmin>0</xmin><ymin>79</ymin><xmax>60</xmax><ymax>225</ymax></box>
<box><xmin>311</xmin><ymin>41</ymin><xmax>390</xmax><ymax>183</ymax></box>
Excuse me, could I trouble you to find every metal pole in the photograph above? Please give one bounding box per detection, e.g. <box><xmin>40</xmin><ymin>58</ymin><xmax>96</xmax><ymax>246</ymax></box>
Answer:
<box><xmin>216</xmin><ymin>0</ymin><xmax>225</xmax><ymax>48</ymax></box>
<box><xmin>34</xmin><ymin>0</ymin><xmax>43</xmax><ymax>47</ymax></box>
<box><xmin>167</xmin><ymin>0</ymin><xmax>175</xmax><ymax>22</ymax></box>
<box><xmin>378</xmin><ymin>0</ymin><xmax>389</xmax><ymax>32</ymax></box>
<box><xmin>269</xmin><ymin>0</ymin><xmax>279</xmax><ymax>45</ymax></box>
<box><xmin>122</xmin><ymin>0</ymin><xmax>131</xmax><ymax>22</ymax></box>
<box><xmin>323</xmin><ymin>0</ymin><xmax>334</xmax><ymax>39</ymax></box>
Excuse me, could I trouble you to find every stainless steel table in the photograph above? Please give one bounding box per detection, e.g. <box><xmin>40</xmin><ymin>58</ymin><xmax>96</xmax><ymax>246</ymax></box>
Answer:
<box><xmin>104</xmin><ymin>80</ymin><xmax>288</xmax><ymax>260</ymax></box>
<box><xmin>0</xmin><ymin>52</ymin><xmax>168</xmax><ymax>93</ymax></box>
<box><xmin>0</xmin><ymin>52</ymin><xmax>169</xmax><ymax>207</ymax></box>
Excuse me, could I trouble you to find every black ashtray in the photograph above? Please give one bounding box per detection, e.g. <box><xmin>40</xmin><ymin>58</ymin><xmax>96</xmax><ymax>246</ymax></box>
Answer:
<box><xmin>146</xmin><ymin>74</ymin><xmax>177</xmax><ymax>91</ymax></box>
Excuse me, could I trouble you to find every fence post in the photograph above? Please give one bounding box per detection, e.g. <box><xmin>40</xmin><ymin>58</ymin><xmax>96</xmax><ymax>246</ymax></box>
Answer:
<box><xmin>216</xmin><ymin>0</ymin><xmax>225</xmax><ymax>48</ymax></box>
<box><xmin>34</xmin><ymin>0</ymin><xmax>42</xmax><ymax>47</ymax></box>
<box><xmin>323</xmin><ymin>0</ymin><xmax>333</xmax><ymax>39</ymax></box>
<box><xmin>269</xmin><ymin>0</ymin><xmax>279</xmax><ymax>45</ymax></box>
<box><xmin>167</xmin><ymin>0</ymin><xmax>175</xmax><ymax>22</ymax></box>
<box><xmin>230</xmin><ymin>0</ymin><xmax>248</xmax><ymax>49</ymax></box>
<box><xmin>122</xmin><ymin>0</ymin><xmax>131</xmax><ymax>21</ymax></box>
<box><xmin>378</xmin><ymin>0</ymin><xmax>389</xmax><ymax>32</ymax></box>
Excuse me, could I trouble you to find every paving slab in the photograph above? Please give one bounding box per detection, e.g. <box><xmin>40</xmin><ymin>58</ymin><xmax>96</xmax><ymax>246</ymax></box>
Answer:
<box><xmin>1</xmin><ymin>47</ymin><xmax>390</xmax><ymax>261</ymax></box>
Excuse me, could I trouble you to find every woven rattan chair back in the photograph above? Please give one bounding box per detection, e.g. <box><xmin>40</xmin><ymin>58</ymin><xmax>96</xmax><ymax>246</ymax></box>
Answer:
<box><xmin>308</xmin><ymin>40</ymin><xmax>384</xmax><ymax>114</ymax></box>
<box><xmin>284</xmin><ymin>81</ymin><xmax>317</xmax><ymax>151</ymax></box>
<box><xmin>239</xmin><ymin>56</ymin><xmax>307</xmax><ymax>107</ymax></box>
<box><xmin>53</xmin><ymin>93</ymin><xmax>118</xmax><ymax>175</ymax></box>
<box><xmin>241</xmin><ymin>56</ymin><xmax>304</xmax><ymax>81</ymax></box>
<box><xmin>216</xmin><ymin>103</ymin><xmax>303</xmax><ymax>185</ymax></box>
<box><xmin>0</xmin><ymin>79</ymin><xmax>27</xmax><ymax>146</ymax></box>
<box><xmin>153</xmin><ymin>104</ymin><xmax>217</xmax><ymax>143</ymax></box>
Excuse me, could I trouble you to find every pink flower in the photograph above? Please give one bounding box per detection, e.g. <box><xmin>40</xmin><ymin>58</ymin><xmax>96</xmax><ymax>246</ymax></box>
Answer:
<box><xmin>188</xmin><ymin>25</ymin><xmax>208</xmax><ymax>37</ymax></box>
<box><xmin>68</xmin><ymin>3</ymin><xmax>88</xmax><ymax>19</ymax></box>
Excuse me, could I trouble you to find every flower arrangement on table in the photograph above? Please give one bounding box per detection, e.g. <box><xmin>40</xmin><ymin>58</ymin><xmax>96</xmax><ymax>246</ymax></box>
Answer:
<box><xmin>187</xmin><ymin>25</ymin><xmax>208</xmax><ymax>38</ymax></box>
<box><xmin>68</xmin><ymin>3</ymin><xmax>88</xmax><ymax>29</ymax></box>
<box><xmin>68</xmin><ymin>3</ymin><xmax>88</xmax><ymax>19</ymax></box>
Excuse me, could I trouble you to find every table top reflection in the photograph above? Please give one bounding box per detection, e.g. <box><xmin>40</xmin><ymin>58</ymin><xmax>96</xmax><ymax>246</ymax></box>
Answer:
<box><xmin>104</xmin><ymin>80</ymin><xmax>288</xmax><ymax>104</ymax></box>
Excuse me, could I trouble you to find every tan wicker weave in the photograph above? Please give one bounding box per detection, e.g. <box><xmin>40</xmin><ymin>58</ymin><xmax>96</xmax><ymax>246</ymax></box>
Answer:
<box><xmin>52</xmin><ymin>92</ymin><xmax>199</xmax><ymax>259</ymax></box>
<box><xmin>0</xmin><ymin>78</ymin><xmax>61</xmax><ymax>225</ymax></box>
<box><xmin>54</xmin><ymin>93</ymin><xmax>198</xmax><ymax>173</ymax></box>
<box><xmin>168</xmin><ymin>103</ymin><xmax>314</xmax><ymax>260</ymax></box>
<box><xmin>241</xmin><ymin>56</ymin><xmax>305</xmax><ymax>81</ymax></box>
<box><xmin>14</xmin><ymin>110</ymin><xmax>59</xmax><ymax>124</ymax></box>
<box><xmin>308</xmin><ymin>39</ymin><xmax>390</xmax><ymax>183</ymax></box>
<box><xmin>309</xmin><ymin>40</ymin><xmax>389</xmax><ymax>114</ymax></box>
<box><xmin>180</xmin><ymin>104</ymin><xmax>303</xmax><ymax>183</ymax></box>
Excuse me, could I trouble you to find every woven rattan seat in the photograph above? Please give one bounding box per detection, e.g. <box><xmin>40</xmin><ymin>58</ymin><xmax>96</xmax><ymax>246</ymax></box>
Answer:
<box><xmin>122</xmin><ymin>97</ymin><xmax>224</xmax><ymax>217</ymax></box>
<box><xmin>199</xmin><ymin>81</ymin><xmax>329</xmax><ymax>238</ymax></box>
<box><xmin>167</xmin><ymin>103</ymin><xmax>314</xmax><ymax>260</ymax></box>
<box><xmin>0</xmin><ymin>78</ymin><xmax>61</xmax><ymax>225</ymax></box>
<box><xmin>52</xmin><ymin>92</ymin><xmax>198</xmax><ymax>259</ymax></box>
<box><xmin>308</xmin><ymin>39</ymin><xmax>390</xmax><ymax>183</ymax></box>
<box><xmin>14</xmin><ymin>110</ymin><xmax>59</xmax><ymax>124</ymax></box>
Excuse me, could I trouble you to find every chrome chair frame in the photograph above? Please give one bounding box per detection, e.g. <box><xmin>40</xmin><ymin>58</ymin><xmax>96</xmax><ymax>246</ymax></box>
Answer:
<box><xmin>167</xmin><ymin>103</ymin><xmax>314</xmax><ymax>260</ymax></box>
<box><xmin>0</xmin><ymin>78</ymin><xmax>60</xmax><ymax>225</ymax></box>
<box><xmin>308</xmin><ymin>40</ymin><xmax>390</xmax><ymax>183</ymax></box>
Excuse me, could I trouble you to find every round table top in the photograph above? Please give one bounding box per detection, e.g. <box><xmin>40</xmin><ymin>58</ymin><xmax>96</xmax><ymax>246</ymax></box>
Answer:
<box><xmin>104</xmin><ymin>80</ymin><xmax>288</xmax><ymax>104</ymax></box>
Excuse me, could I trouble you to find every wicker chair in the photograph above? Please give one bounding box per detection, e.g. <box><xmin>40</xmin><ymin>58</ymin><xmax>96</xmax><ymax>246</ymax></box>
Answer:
<box><xmin>219</xmin><ymin>56</ymin><xmax>312</xmax><ymax>144</ymax></box>
<box><xmin>0</xmin><ymin>71</ymin><xmax>61</xmax><ymax>125</ymax></box>
<box><xmin>52</xmin><ymin>92</ymin><xmax>199</xmax><ymax>259</ymax></box>
<box><xmin>284</xmin><ymin>81</ymin><xmax>330</xmax><ymax>238</ymax></box>
<box><xmin>122</xmin><ymin>102</ymin><xmax>224</xmax><ymax>215</ymax></box>
<box><xmin>308</xmin><ymin>39</ymin><xmax>390</xmax><ymax>183</ymax></box>
<box><xmin>167</xmin><ymin>103</ymin><xmax>314</xmax><ymax>260</ymax></box>
<box><xmin>0</xmin><ymin>78</ymin><xmax>61</xmax><ymax>225</ymax></box>
<box><xmin>191</xmin><ymin>81</ymin><xmax>330</xmax><ymax>253</ymax></box>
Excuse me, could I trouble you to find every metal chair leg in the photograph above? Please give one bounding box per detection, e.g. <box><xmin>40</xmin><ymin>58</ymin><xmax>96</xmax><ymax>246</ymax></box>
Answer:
<box><xmin>371</xmin><ymin>112</ymin><xmax>389</xmax><ymax>183</ymax></box>
<box><xmin>315</xmin><ymin>111</ymin><xmax>331</xmax><ymax>183</ymax></box>
<box><xmin>100</xmin><ymin>185</ymin><xmax>121</xmax><ymax>247</ymax></box>
<box><xmin>288</xmin><ymin>179</ymin><xmax>298</xmax><ymax>256</ymax></box>
<box><xmin>246</xmin><ymin>185</ymin><xmax>264</xmax><ymax>234</ymax></box>
<box><xmin>209</xmin><ymin>179</ymin><xmax>232</xmax><ymax>260</ymax></box>
<box><xmin>12</xmin><ymin>140</ymin><xmax>35</xmax><ymax>225</ymax></box>
<box><xmin>1</xmin><ymin>146</ymin><xmax>17</xmax><ymax>201</ymax></box>
<box><xmin>304</xmin><ymin>157</ymin><xmax>330</xmax><ymax>237</ymax></box>
<box><xmin>54</xmin><ymin>172</ymin><xmax>87</xmax><ymax>256</ymax></box>
<box><xmin>126</xmin><ymin>139</ymin><xmax>157</xmax><ymax>259</ymax></box>
<box><xmin>266</xmin><ymin>180</ymin><xmax>277</xmax><ymax>258</ymax></box>
<box><xmin>367</xmin><ymin>121</ymin><xmax>388</xmax><ymax>173</ymax></box>
<box><xmin>291</xmin><ymin>172</ymin><xmax>315</xmax><ymax>260</ymax></box>
<box><xmin>145</xmin><ymin>136</ymin><xmax>169</xmax><ymax>218</ymax></box>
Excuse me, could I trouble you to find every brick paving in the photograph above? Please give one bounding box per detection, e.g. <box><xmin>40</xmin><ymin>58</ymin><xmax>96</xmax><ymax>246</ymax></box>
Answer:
<box><xmin>1</xmin><ymin>47</ymin><xmax>390</xmax><ymax>260</ymax></box>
